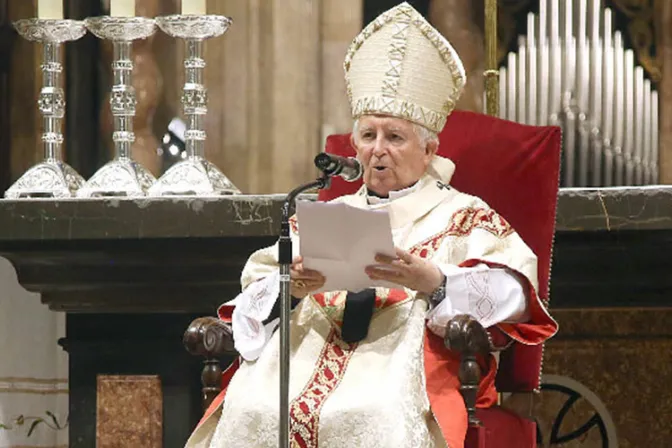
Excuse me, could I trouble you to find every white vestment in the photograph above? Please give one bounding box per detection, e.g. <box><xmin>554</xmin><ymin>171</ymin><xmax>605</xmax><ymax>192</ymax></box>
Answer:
<box><xmin>185</xmin><ymin>171</ymin><xmax>553</xmax><ymax>448</ymax></box>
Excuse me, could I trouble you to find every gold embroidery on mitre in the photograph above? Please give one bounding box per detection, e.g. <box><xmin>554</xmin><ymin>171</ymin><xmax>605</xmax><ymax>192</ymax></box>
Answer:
<box><xmin>386</xmin><ymin>59</ymin><xmax>402</xmax><ymax>78</ymax></box>
<box><xmin>343</xmin><ymin>2</ymin><xmax>466</xmax><ymax>133</ymax></box>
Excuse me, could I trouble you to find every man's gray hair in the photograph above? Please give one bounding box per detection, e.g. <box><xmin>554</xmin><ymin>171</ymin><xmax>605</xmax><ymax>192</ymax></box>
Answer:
<box><xmin>352</xmin><ymin>118</ymin><xmax>439</xmax><ymax>148</ymax></box>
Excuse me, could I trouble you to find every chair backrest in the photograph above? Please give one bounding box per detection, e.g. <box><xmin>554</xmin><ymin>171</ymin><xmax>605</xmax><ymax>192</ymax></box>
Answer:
<box><xmin>317</xmin><ymin>110</ymin><xmax>561</xmax><ymax>392</ymax></box>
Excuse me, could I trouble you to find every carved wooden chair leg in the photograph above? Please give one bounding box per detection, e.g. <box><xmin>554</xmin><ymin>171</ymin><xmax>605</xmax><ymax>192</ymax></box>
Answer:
<box><xmin>184</xmin><ymin>316</ymin><xmax>237</xmax><ymax>410</ymax></box>
<box><xmin>201</xmin><ymin>359</ymin><xmax>222</xmax><ymax>411</ymax></box>
<box><xmin>445</xmin><ymin>314</ymin><xmax>492</xmax><ymax>427</ymax></box>
<box><xmin>458</xmin><ymin>351</ymin><xmax>482</xmax><ymax>426</ymax></box>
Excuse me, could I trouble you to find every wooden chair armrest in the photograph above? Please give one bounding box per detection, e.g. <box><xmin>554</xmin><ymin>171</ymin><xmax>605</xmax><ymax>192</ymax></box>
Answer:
<box><xmin>183</xmin><ymin>317</ymin><xmax>237</xmax><ymax>410</ymax></box>
<box><xmin>444</xmin><ymin>314</ymin><xmax>492</xmax><ymax>427</ymax></box>
<box><xmin>184</xmin><ymin>316</ymin><xmax>236</xmax><ymax>358</ymax></box>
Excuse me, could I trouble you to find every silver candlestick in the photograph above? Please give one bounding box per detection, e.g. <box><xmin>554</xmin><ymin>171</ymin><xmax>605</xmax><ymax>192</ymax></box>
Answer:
<box><xmin>148</xmin><ymin>15</ymin><xmax>240</xmax><ymax>196</ymax></box>
<box><xmin>4</xmin><ymin>19</ymin><xmax>87</xmax><ymax>199</ymax></box>
<box><xmin>77</xmin><ymin>16</ymin><xmax>157</xmax><ymax>197</ymax></box>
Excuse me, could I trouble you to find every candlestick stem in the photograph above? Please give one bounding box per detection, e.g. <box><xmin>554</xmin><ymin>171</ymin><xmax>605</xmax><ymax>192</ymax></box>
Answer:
<box><xmin>184</xmin><ymin>38</ymin><xmax>206</xmax><ymax>160</ymax></box>
<box><xmin>112</xmin><ymin>40</ymin><xmax>134</xmax><ymax>161</ymax></box>
<box><xmin>42</xmin><ymin>42</ymin><xmax>62</xmax><ymax>161</ymax></box>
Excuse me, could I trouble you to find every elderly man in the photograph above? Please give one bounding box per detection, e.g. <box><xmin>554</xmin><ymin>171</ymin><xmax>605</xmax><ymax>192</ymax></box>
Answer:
<box><xmin>185</xmin><ymin>3</ymin><xmax>557</xmax><ymax>448</ymax></box>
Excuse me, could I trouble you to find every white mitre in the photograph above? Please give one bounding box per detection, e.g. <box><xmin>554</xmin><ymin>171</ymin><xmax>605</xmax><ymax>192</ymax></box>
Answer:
<box><xmin>344</xmin><ymin>2</ymin><xmax>467</xmax><ymax>134</ymax></box>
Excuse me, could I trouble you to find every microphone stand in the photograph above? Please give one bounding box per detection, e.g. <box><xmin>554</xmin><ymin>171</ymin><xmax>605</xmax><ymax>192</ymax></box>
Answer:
<box><xmin>278</xmin><ymin>173</ymin><xmax>330</xmax><ymax>448</ymax></box>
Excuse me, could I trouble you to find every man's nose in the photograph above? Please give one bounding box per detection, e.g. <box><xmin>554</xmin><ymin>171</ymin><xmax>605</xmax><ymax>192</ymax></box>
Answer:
<box><xmin>372</xmin><ymin>136</ymin><xmax>386</xmax><ymax>156</ymax></box>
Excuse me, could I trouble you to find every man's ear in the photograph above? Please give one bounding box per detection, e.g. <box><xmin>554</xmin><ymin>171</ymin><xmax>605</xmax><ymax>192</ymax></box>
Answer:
<box><xmin>425</xmin><ymin>139</ymin><xmax>439</xmax><ymax>157</ymax></box>
<box><xmin>349</xmin><ymin>133</ymin><xmax>358</xmax><ymax>153</ymax></box>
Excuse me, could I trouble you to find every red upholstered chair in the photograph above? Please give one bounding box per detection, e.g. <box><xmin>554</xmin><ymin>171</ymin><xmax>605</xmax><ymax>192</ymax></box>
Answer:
<box><xmin>318</xmin><ymin>110</ymin><xmax>561</xmax><ymax>448</ymax></box>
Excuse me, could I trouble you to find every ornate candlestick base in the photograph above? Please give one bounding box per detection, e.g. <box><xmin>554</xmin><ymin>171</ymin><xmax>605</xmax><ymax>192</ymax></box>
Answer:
<box><xmin>150</xmin><ymin>156</ymin><xmax>239</xmax><ymax>196</ymax></box>
<box><xmin>5</xmin><ymin>19</ymin><xmax>87</xmax><ymax>199</ymax></box>
<box><xmin>149</xmin><ymin>15</ymin><xmax>240</xmax><ymax>196</ymax></box>
<box><xmin>76</xmin><ymin>158</ymin><xmax>156</xmax><ymax>197</ymax></box>
<box><xmin>78</xmin><ymin>16</ymin><xmax>157</xmax><ymax>198</ymax></box>
<box><xmin>5</xmin><ymin>161</ymin><xmax>84</xmax><ymax>199</ymax></box>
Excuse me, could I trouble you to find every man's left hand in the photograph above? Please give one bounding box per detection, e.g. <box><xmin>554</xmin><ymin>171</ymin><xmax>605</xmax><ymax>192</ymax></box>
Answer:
<box><xmin>365</xmin><ymin>247</ymin><xmax>445</xmax><ymax>294</ymax></box>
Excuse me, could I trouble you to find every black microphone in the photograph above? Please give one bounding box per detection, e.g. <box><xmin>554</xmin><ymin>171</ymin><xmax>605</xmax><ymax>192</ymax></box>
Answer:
<box><xmin>314</xmin><ymin>153</ymin><xmax>363</xmax><ymax>182</ymax></box>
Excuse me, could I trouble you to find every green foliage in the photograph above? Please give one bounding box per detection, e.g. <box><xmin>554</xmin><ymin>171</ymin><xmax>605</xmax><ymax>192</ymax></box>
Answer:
<box><xmin>0</xmin><ymin>411</ymin><xmax>68</xmax><ymax>437</ymax></box>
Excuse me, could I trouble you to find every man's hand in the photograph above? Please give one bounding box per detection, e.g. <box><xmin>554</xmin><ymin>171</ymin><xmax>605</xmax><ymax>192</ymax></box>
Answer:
<box><xmin>290</xmin><ymin>255</ymin><xmax>326</xmax><ymax>297</ymax></box>
<box><xmin>365</xmin><ymin>247</ymin><xmax>445</xmax><ymax>294</ymax></box>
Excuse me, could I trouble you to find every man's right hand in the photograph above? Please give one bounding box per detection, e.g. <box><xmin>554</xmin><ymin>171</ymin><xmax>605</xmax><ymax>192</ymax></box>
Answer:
<box><xmin>290</xmin><ymin>255</ymin><xmax>326</xmax><ymax>297</ymax></box>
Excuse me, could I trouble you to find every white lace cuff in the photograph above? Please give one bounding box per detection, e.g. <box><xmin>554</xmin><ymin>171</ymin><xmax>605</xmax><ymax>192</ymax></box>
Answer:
<box><xmin>426</xmin><ymin>263</ymin><xmax>529</xmax><ymax>338</ymax></box>
<box><xmin>231</xmin><ymin>271</ymin><xmax>280</xmax><ymax>361</ymax></box>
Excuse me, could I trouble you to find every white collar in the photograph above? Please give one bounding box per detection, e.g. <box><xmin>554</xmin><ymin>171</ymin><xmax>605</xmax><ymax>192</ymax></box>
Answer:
<box><xmin>366</xmin><ymin>181</ymin><xmax>421</xmax><ymax>205</ymax></box>
<box><xmin>363</xmin><ymin>156</ymin><xmax>456</xmax><ymax>205</ymax></box>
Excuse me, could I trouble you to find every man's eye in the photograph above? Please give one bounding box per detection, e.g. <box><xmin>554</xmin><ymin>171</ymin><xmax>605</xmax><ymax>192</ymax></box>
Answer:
<box><xmin>362</xmin><ymin>132</ymin><xmax>374</xmax><ymax>139</ymax></box>
<box><xmin>390</xmin><ymin>134</ymin><xmax>402</xmax><ymax>141</ymax></box>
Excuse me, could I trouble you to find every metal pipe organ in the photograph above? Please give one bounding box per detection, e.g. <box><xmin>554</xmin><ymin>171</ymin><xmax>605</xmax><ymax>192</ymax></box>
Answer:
<box><xmin>498</xmin><ymin>0</ymin><xmax>659</xmax><ymax>187</ymax></box>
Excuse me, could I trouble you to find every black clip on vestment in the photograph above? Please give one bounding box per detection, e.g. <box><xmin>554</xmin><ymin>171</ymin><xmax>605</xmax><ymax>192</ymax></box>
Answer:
<box><xmin>341</xmin><ymin>288</ymin><xmax>377</xmax><ymax>343</ymax></box>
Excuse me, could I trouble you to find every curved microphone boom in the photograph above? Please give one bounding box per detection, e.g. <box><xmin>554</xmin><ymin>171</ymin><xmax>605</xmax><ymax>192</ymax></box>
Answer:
<box><xmin>314</xmin><ymin>153</ymin><xmax>362</xmax><ymax>182</ymax></box>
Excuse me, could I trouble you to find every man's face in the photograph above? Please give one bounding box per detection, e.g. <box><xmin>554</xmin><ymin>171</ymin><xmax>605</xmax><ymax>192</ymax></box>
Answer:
<box><xmin>352</xmin><ymin>115</ymin><xmax>437</xmax><ymax>197</ymax></box>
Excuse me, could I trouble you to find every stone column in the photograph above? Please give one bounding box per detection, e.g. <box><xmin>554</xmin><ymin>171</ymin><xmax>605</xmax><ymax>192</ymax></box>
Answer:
<box><xmin>656</xmin><ymin>0</ymin><xmax>672</xmax><ymax>184</ymax></box>
<box><xmin>206</xmin><ymin>0</ymin><xmax>322</xmax><ymax>194</ymax></box>
<box><xmin>429</xmin><ymin>0</ymin><xmax>484</xmax><ymax>113</ymax></box>
<box><xmin>321</xmin><ymin>0</ymin><xmax>363</xmax><ymax>139</ymax></box>
<box><xmin>266</xmin><ymin>0</ymin><xmax>322</xmax><ymax>193</ymax></box>
<box><xmin>205</xmin><ymin>0</ymin><xmax>254</xmax><ymax>193</ymax></box>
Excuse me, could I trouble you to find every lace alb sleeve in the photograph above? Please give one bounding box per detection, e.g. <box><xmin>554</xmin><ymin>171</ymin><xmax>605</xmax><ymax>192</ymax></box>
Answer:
<box><xmin>426</xmin><ymin>263</ymin><xmax>529</xmax><ymax>337</ymax></box>
<box><xmin>231</xmin><ymin>270</ymin><xmax>280</xmax><ymax>361</ymax></box>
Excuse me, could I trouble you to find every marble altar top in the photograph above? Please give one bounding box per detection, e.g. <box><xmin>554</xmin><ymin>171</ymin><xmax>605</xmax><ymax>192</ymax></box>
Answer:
<box><xmin>0</xmin><ymin>186</ymin><xmax>670</xmax><ymax>241</ymax></box>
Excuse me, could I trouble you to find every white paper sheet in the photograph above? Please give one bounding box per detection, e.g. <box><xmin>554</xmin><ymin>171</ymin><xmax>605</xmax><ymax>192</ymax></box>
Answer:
<box><xmin>296</xmin><ymin>200</ymin><xmax>399</xmax><ymax>293</ymax></box>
